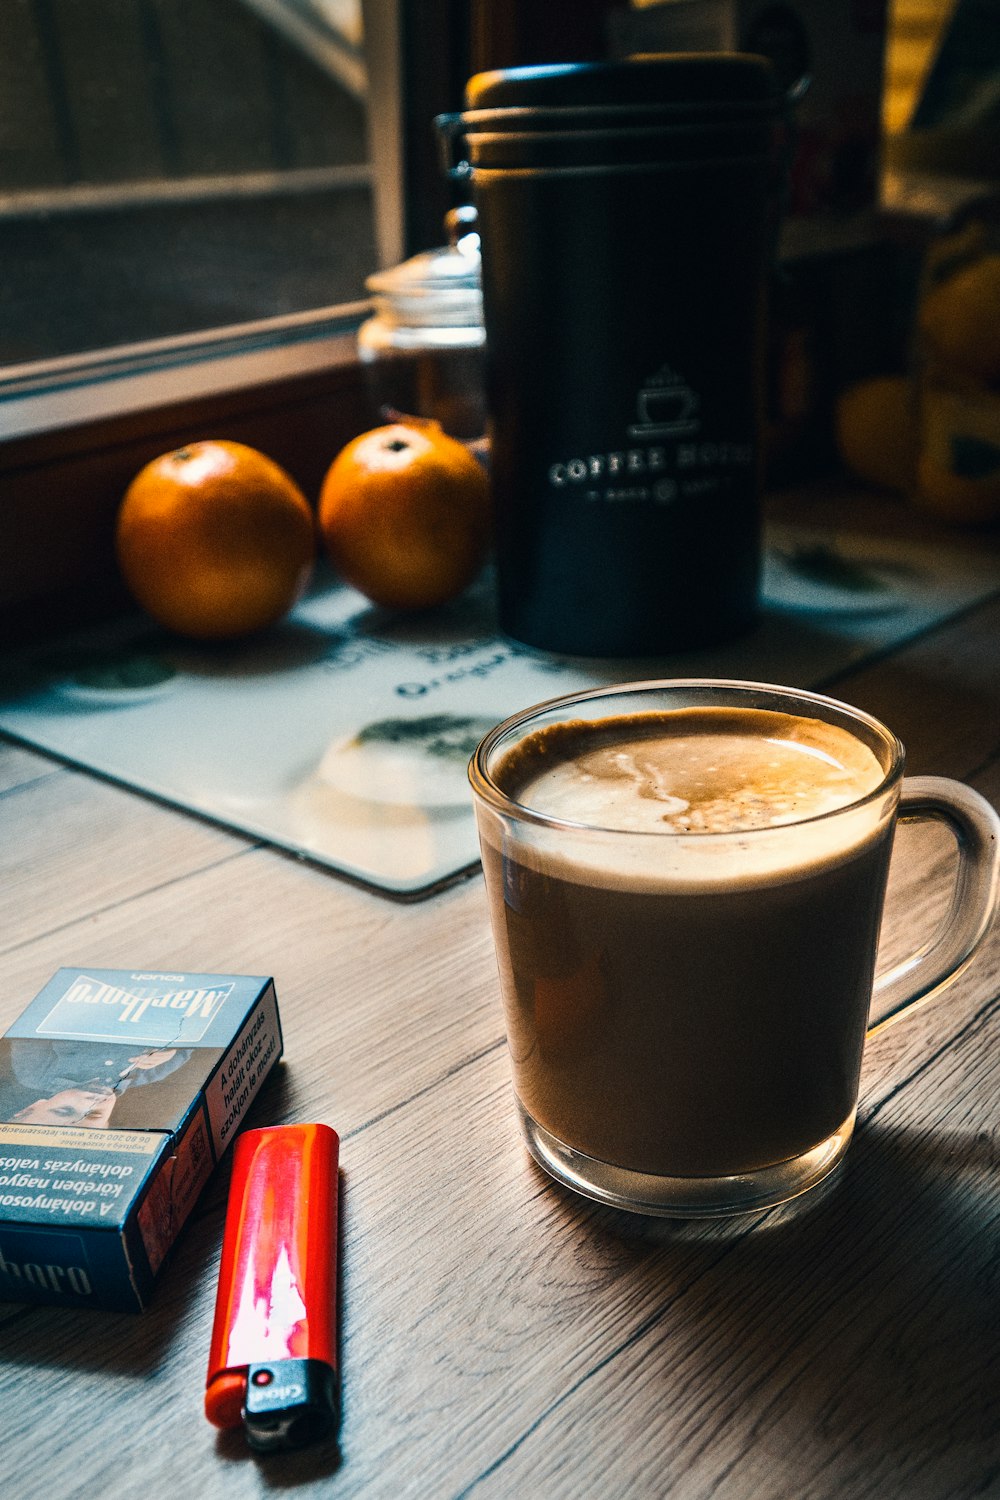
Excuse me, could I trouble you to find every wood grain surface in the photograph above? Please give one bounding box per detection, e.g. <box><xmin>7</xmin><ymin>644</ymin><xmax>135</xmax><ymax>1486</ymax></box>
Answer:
<box><xmin>2</xmin><ymin>501</ymin><xmax>999</xmax><ymax>1500</ymax></box>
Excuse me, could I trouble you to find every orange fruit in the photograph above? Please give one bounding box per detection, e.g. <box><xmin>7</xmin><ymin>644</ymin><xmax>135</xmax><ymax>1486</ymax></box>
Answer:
<box><xmin>116</xmin><ymin>440</ymin><xmax>315</xmax><ymax>640</ymax></box>
<box><xmin>318</xmin><ymin>419</ymin><xmax>491</xmax><ymax>610</ymax></box>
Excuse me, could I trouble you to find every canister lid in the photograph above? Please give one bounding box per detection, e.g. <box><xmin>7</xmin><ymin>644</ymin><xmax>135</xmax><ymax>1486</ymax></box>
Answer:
<box><xmin>465</xmin><ymin>53</ymin><xmax>779</xmax><ymax>114</ymax></box>
<box><xmin>449</xmin><ymin>54</ymin><xmax>781</xmax><ymax>173</ymax></box>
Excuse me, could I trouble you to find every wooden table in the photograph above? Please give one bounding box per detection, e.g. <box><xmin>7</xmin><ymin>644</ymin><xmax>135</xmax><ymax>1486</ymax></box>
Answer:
<box><xmin>3</xmin><ymin>490</ymin><xmax>1000</xmax><ymax>1499</ymax></box>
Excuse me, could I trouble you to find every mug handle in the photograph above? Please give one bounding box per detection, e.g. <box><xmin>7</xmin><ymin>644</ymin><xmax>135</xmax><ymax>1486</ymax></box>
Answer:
<box><xmin>869</xmin><ymin>776</ymin><xmax>1000</xmax><ymax>1035</ymax></box>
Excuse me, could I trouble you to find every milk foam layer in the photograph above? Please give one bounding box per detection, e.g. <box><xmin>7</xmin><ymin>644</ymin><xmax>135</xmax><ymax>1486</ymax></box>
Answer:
<box><xmin>509</xmin><ymin>709</ymin><xmax>885</xmax><ymax>833</ymax></box>
<box><xmin>493</xmin><ymin>708</ymin><xmax>892</xmax><ymax>890</ymax></box>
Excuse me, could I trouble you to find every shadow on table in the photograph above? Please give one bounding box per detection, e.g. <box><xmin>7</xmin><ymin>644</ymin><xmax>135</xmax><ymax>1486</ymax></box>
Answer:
<box><xmin>564</xmin><ymin>1115</ymin><xmax>999</xmax><ymax>1458</ymax></box>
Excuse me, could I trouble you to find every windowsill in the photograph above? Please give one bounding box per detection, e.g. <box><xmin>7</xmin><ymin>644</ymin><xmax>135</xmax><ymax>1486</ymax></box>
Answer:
<box><xmin>0</xmin><ymin>308</ymin><xmax>379</xmax><ymax>640</ymax></box>
<box><xmin>0</xmin><ymin>302</ymin><xmax>371</xmax><ymax>447</ymax></box>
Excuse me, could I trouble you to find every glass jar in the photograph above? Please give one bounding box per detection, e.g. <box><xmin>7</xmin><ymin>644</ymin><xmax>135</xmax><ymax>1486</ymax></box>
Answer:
<box><xmin>357</xmin><ymin>206</ymin><xmax>487</xmax><ymax>440</ymax></box>
<box><xmin>914</xmin><ymin>193</ymin><xmax>1000</xmax><ymax>525</ymax></box>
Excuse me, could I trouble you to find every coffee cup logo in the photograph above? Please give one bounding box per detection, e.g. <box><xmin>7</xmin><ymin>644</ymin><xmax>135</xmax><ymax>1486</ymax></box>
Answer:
<box><xmin>627</xmin><ymin>366</ymin><xmax>701</xmax><ymax>439</ymax></box>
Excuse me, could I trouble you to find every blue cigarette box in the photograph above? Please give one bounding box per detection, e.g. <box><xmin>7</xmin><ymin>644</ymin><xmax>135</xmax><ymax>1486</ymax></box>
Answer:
<box><xmin>0</xmin><ymin>968</ymin><xmax>283</xmax><ymax>1311</ymax></box>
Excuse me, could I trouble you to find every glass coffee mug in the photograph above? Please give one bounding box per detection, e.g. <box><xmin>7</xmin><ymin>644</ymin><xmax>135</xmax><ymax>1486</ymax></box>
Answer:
<box><xmin>469</xmin><ymin>680</ymin><xmax>1000</xmax><ymax>1217</ymax></box>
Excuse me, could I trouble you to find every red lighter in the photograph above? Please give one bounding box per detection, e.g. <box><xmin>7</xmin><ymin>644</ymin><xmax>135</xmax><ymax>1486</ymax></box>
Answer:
<box><xmin>205</xmin><ymin>1123</ymin><xmax>340</xmax><ymax>1453</ymax></box>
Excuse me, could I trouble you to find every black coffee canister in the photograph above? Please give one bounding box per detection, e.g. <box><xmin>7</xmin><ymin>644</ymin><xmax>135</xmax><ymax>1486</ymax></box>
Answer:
<box><xmin>444</xmin><ymin>55</ymin><xmax>782</xmax><ymax>656</ymax></box>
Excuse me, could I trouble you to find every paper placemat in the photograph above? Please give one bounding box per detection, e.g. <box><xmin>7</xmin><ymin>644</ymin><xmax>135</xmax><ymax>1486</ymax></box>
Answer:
<box><xmin>2</xmin><ymin>524</ymin><xmax>999</xmax><ymax>897</ymax></box>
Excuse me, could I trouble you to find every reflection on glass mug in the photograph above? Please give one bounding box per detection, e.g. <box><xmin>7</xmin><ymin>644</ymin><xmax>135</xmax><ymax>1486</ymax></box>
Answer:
<box><xmin>469</xmin><ymin>680</ymin><xmax>1000</xmax><ymax>1218</ymax></box>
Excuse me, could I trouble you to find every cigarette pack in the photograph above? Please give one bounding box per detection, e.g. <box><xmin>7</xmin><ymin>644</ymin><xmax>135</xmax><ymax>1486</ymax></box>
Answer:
<box><xmin>0</xmin><ymin>967</ymin><xmax>283</xmax><ymax>1311</ymax></box>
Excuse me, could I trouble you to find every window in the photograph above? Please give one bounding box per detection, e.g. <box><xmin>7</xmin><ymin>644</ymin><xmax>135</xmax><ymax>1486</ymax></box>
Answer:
<box><xmin>1</xmin><ymin>0</ymin><xmax>378</xmax><ymax>366</ymax></box>
<box><xmin>0</xmin><ymin>0</ymin><xmax>480</xmax><ymax>448</ymax></box>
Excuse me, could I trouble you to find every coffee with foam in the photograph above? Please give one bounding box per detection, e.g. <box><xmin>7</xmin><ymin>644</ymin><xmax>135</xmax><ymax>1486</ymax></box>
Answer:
<box><xmin>504</xmin><ymin>708</ymin><xmax>884</xmax><ymax>833</ymax></box>
<box><xmin>478</xmin><ymin>706</ymin><xmax>897</xmax><ymax>1179</ymax></box>
<box><xmin>493</xmin><ymin>709</ymin><xmax>888</xmax><ymax>894</ymax></box>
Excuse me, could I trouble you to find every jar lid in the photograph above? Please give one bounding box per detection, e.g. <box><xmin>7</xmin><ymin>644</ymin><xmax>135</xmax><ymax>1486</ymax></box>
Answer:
<box><xmin>364</xmin><ymin>206</ymin><xmax>482</xmax><ymax>332</ymax></box>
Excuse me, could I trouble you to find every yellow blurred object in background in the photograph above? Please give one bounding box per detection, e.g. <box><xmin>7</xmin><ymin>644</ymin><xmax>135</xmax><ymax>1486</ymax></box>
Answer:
<box><xmin>918</xmin><ymin>253</ymin><xmax>1000</xmax><ymax>386</ymax></box>
<box><xmin>834</xmin><ymin>375</ymin><xmax>916</xmax><ymax>493</ymax></box>
<box><xmin>913</xmin><ymin>385</ymin><xmax>1000</xmax><ymax>525</ymax></box>
<box><xmin>912</xmin><ymin>195</ymin><xmax>1000</xmax><ymax>527</ymax></box>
